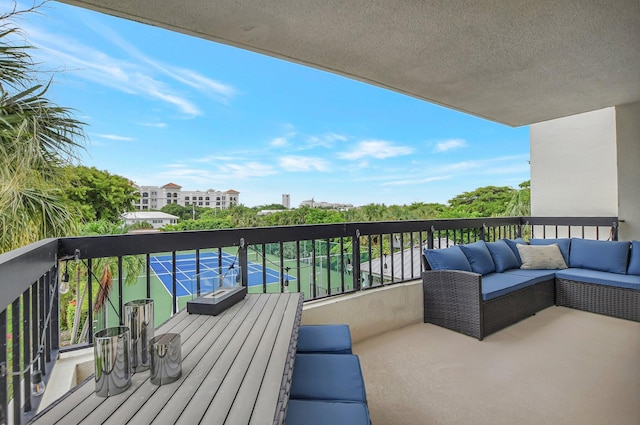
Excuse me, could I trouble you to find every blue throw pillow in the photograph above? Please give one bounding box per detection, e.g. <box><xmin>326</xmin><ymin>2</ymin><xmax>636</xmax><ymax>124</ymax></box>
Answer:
<box><xmin>530</xmin><ymin>238</ymin><xmax>571</xmax><ymax>264</ymax></box>
<box><xmin>459</xmin><ymin>241</ymin><xmax>496</xmax><ymax>275</ymax></box>
<box><xmin>568</xmin><ymin>238</ymin><xmax>630</xmax><ymax>274</ymax></box>
<box><xmin>486</xmin><ymin>240</ymin><xmax>520</xmax><ymax>272</ymax></box>
<box><xmin>626</xmin><ymin>241</ymin><xmax>640</xmax><ymax>275</ymax></box>
<box><xmin>503</xmin><ymin>238</ymin><xmax>527</xmax><ymax>265</ymax></box>
<box><xmin>423</xmin><ymin>245</ymin><xmax>472</xmax><ymax>271</ymax></box>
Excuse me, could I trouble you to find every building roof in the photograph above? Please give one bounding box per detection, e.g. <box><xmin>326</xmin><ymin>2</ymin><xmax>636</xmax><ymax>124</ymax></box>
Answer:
<box><xmin>121</xmin><ymin>212</ymin><xmax>179</xmax><ymax>220</ymax></box>
<box><xmin>361</xmin><ymin>239</ymin><xmax>455</xmax><ymax>279</ymax></box>
<box><xmin>225</xmin><ymin>189</ymin><xmax>239</xmax><ymax>194</ymax></box>
<box><xmin>61</xmin><ymin>1</ymin><xmax>640</xmax><ymax>127</ymax></box>
<box><xmin>162</xmin><ymin>183</ymin><xmax>182</xmax><ymax>189</ymax></box>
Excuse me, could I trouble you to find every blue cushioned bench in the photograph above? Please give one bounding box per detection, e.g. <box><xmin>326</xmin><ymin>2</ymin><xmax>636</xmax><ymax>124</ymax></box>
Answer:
<box><xmin>290</xmin><ymin>353</ymin><xmax>367</xmax><ymax>403</ymax></box>
<box><xmin>289</xmin><ymin>353</ymin><xmax>370</xmax><ymax>424</ymax></box>
<box><xmin>285</xmin><ymin>400</ymin><xmax>370</xmax><ymax>425</ymax></box>
<box><xmin>297</xmin><ymin>324</ymin><xmax>352</xmax><ymax>354</ymax></box>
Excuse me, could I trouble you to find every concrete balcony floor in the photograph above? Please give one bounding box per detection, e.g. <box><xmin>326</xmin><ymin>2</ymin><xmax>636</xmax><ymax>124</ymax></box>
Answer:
<box><xmin>354</xmin><ymin>307</ymin><xmax>640</xmax><ymax>425</ymax></box>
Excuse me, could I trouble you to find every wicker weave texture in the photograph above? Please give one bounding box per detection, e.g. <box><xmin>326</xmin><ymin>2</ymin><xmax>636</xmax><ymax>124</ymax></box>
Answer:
<box><xmin>483</xmin><ymin>279</ymin><xmax>554</xmax><ymax>337</ymax></box>
<box><xmin>556</xmin><ymin>278</ymin><xmax>640</xmax><ymax>322</ymax></box>
<box><xmin>423</xmin><ymin>271</ymin><xmax>554</xmax><ymax>340</ymax></box>
<box><xmin>423</xmin><ymin>271</ymin><xmax>482</xmax><ymax>339</ymax></box>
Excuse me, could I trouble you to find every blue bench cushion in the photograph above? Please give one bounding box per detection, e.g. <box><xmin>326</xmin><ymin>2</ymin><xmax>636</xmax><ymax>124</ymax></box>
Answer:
<box><xmin>459</xmin><ymin>241</ymin><xmax>496</xmax><ymax>275</ymax></box>
<box><xmin>568</xmin><ymin>238</ymin><xmax>630</xmax><ymax>274</ymax></box>
<box><xmin>555</xmin><ymin>268</ymin><xmax>640</xmax><ymax>290</ymax></box>
<box><xmin>529</xmin><ymin>238</ymin><xmax>571</xmax><ymax>264</ymax></box>
<box><xmin>285</xmin><ymin>400</ymin><xmax>370</xmax><ymax>425</ymax></box>
<box><xmin>291</xmin><ymin>354</ymin><xmax>367</xmax><ymax>403</ymax></box>
<box><xmin>424</xmin><ymin>245</ymin><xmax>472</xmax><ymax>271</ymax></box>
<box><xmin>297</xmin><ymin>325</ymin><xmax>352</xmax><ymax>354</ymax></box>
<box><xmin>626</xmin><ymin>241</ymin><xmax>640</xmax><ymax>276</ymax></box>
<box><xmin>504</xmin><ymin>238</ymin><xmax>527</xmax><ymax>265</ymax></box>
<box><xmin>486</xmin><ymin>240</ymin><xmax>520</xmax><ymax>272</ymax></box>
<box><xmin>481</xmin><ymin>272</ymin><xmax>543</xmax><ymax>301</ymax></box>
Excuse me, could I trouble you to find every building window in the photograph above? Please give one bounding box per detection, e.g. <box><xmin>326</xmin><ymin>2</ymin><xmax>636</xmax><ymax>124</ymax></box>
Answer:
<box><xmin>198</xmin><ymin>196</ymin><xmax>203</xmax><ymax>200</ymax></box>
<box><xmin>185</xmin><ymin>202</ymin><xmax>190</xmax><ymax>206</ymax></box>
<box><xmin>216</xmin><ymin>197</ymin><xmax>220</xmax><ymax>200</ymax></box>
<box><xmin>205</xmin><ymin>202</ymin><xmax>210</xmax><ymax>206</ymax></box>
<box><xmin>205</xmin><ymin>197</ymin><xmax>210</xmax><ymax>200</ymax></box>
<box><xmin>142</xmin><ymin>192</ymin><xmax>148</xmax><ymax>197</ymax></box>
<box><xmin>185</xmin><ymin>196</ymin><xmax>190</xmax><ymax>200</ymax></box>
<box><xmin>198</xmin><ymin>202</ymin><xmax>203</xmax><ymax>206</ymax></box>
<box><xmin>142</xmin><ymin>199</ymin><xmax>148</xmax><ymax>204</ymax></box>
<box><xmin>151</xmin><ymin>191</ymin><xmax>157</xmax><ymax>196</ymax></box>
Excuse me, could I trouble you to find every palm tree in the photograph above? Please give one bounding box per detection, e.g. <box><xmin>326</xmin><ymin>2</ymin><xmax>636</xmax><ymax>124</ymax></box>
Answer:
<box><xmin>0</xmin><ymin>5</ymin><xmax>85</xmax><ymax>253</ymax></box>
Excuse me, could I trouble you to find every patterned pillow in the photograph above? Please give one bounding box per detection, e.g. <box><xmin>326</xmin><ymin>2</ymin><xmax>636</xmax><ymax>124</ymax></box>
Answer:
<box><xmin>517</xmin><ymin>243</ymin><xmax>568</xmax><ymax>270</ymax></box>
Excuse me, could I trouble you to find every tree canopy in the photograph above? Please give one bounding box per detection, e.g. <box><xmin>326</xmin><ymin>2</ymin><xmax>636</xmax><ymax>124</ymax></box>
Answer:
<box><xmin>0</xmin><ymin>4</ymin><xmax>85</xmax><ymax>252</ymax></box>
<box><xmin>61</xmin><ymin>165</ymin><xmax>139</xmax><ymax>223</ymax></box>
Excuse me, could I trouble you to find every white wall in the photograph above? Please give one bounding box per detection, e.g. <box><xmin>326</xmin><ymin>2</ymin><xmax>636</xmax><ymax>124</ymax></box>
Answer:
<box><xmin>530</xmin><ymin>107</ymin><xmax>618</xmax><ymax>217</ymax></box>
<box><xmin>615</xmin><ymin>101</ymin><xmax>640</xmax><ymax>240</ymax></box>
<box><xmin>301</xmin><ymin>281</ymin><xmax>423</xmax><ymax>344</ymax></box>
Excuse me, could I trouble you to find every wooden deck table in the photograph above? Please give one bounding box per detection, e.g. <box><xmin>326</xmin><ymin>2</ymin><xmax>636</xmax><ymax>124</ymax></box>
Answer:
<box><xmin>29</xmin><ymin>293</ymin><xmax>303</xmax><ymax>425</ymax></box>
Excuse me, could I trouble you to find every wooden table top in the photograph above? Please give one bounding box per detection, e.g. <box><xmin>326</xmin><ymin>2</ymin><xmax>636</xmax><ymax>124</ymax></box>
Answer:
<box><xmin>29</xmin><ymin>293</ymin><xmax>303</xmax><ymax>425</ymax></box>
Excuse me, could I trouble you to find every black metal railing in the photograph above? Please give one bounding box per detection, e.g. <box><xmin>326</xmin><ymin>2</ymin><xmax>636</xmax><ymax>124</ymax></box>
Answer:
<box><xmin>0</xmin><ymin>216</ymin><xmax>618</xmax><ymax>424</ymax></box>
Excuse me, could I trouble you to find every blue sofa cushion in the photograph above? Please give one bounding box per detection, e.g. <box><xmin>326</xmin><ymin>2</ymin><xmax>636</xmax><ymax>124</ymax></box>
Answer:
<box><xmin>486</xmin><ymin>240</ymin><xmax>520</xmax><ymax>272</ymax></box>
<box><xmin>556</xmin><ymin>268</ymin><xmax>640</xmax><ymax>290</ymax></box>
<box><xmin>503</xmin><ymin>238</ymin><xmax>527</xmax><ymax>265</ymax></box>
<box><xmin>481</xmin><ymin>272</ymin><xmax>541</xmax><ymax>301</ymax></box>
<box><xmin>459</xmin><ymin>241</ymin><xmax>496</xmax><ymax>275</ymax></box>
<box><xmin>627</xmin><ymin>241</ymin><xmax>640</xmax><ymax>276</ymax></box>
<box><xmin>503</xmin><ymin>269</ymin><xmax>557</xmax><ymax>281</ymax></box>
<box><xmin>424</xmin><ymin>245</ymin><xmax>472</xmax><ymax>271</ymax></box>
<box><xmin>291</xmin><ymin>354</ymin><xmax>367</xmax><ymax>403</ymax></box>
<box><xmin>530</xmin><ymin>238</ymin><xmax>571</xmax><ymax>264</ymax></box>
<box><xmin>568</xmin><ymin>238</ymin><xmax>630</xmax><ymax>274</ymax></box>
<box><xmin>286</xmin><ymin>400</ymin><xmax>371</xmax><ymax>425</ymax></box>
<box><xmin>297</xmin><ymin>324</ymin><xmax>352</xmax><ymax>354</ymax></box>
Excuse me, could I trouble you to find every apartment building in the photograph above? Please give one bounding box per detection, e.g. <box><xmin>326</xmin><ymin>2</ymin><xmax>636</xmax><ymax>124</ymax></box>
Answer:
<box><xmin>134</xmin><ymin>183</ymin><xmax>240</xmax><ymax>210</ymax></box>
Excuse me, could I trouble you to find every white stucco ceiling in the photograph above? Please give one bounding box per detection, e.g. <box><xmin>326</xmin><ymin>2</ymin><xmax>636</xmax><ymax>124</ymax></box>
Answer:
<box><xmin>60</xmin><ymin>0</ymin><xmax>640</xmax><ymax>127</ymax></box>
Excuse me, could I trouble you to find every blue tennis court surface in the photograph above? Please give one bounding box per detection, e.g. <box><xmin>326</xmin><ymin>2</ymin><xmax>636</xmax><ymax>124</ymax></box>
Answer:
<box><xmin>150</xmin><ymin>252</ymin><xmax>295</xmax><ymax>297</ymax></box>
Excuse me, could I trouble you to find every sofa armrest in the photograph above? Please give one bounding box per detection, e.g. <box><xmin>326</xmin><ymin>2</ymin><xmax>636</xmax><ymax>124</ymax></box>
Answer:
<box><xmin>422</xmin><ymin>270</ymin><xmax>483</xmax><ymax>339</ymax></box>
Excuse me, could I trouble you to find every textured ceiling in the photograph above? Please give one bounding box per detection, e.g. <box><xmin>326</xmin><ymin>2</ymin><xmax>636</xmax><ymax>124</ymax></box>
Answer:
<box><xmin>60</xmin><ymin>0</ymin><xmax>640</xmax><ymax>127</ymax></box>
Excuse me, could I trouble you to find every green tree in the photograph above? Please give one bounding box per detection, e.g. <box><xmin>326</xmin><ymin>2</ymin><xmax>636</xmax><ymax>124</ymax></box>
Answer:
<box><xmin>505</xmin><ymin>180</ymin><xmax>531</xmax><ymax>216</ymax></box>
<box><xmin>61</xmin><ymin>165</ymin><xmax>139</xmax><ymax>223</ymax></box>
<box><xmin>446</xmin><ymin>186</ymin><xmax>516</xmax><ymax>217</ymax></box>
<box><xmin>0</xmin><ymin>5</ymin><xmax>85</xmax><ymax>252</ymax></box>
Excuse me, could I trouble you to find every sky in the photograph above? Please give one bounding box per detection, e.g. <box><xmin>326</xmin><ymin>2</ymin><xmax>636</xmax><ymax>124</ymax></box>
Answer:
<box><xmin>8</xmin><ymin>1</ymin><xmax>530</xmax><ymax>208</ymax></box>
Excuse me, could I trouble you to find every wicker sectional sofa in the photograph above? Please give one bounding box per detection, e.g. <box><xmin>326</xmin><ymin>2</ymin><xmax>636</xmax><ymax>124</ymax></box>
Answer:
<box><xmin>422</xmin><ymin>238</ymin><xmax>640</xmax><ymax>340</ymax></box>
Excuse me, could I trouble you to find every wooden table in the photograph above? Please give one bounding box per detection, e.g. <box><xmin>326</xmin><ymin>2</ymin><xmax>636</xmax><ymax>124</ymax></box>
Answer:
<box><xmin>29</xmin><ymin>293</ymin><xmax>303</xmax><ymax>425</ymax></box>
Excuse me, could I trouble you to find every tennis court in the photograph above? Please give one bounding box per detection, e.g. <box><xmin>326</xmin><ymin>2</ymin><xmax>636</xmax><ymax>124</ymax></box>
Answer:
<box><xmin>150</xmin><ymin>252</ymin><xmax>295</xmax><ymax>297</ymax></box>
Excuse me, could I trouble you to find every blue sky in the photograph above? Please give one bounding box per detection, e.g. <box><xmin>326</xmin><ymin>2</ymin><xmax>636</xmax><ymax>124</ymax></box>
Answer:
<box><xmin>12</xmin><ymin>1</ymin><xmax>530</xmax><ymax>207</ymax></box>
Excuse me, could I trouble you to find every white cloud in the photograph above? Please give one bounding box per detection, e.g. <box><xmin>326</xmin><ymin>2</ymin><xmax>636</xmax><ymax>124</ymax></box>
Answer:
<box><xmin>338</xmin><ymin>140</ymin><xmax>414</xmax><ymax>160</ymax></box>
<box><xmin>279</xmin><ymin>156</ymin><xmax>330</xmax><ymax>172</ymax></box>
<box><xmin>140</xmin><ymin>122</ymin><xmax>168</xmax><ymax>128</ymax></box>
<box><xmin>219</xmin><ymin>162</ymin><xmax>278</xmax><ymax>179</ymax></box>
<box><xmin>271</xmin><ymin>137</ymin><xmax>288</xmax><ymax>147</ymax></box>
<box><xmin>22</xmin><ymin>20</ymin><xmax>236</xmax><ymax>116</ymax></box>
<box><xmin>437</xmin><ymin>154</ymin><xmax>529</xmax><ymax>174</ymax></box>
<box><xmin>382</xmin><ymin>176</ymin><xmax>452</xmax><ymax>186</ymax></box>
<box><xmin>434</xmin><ymin>139</ymin><xmax>467</xmax><ymax>152</ymax></box>
<box><xmin>306</xmin><ymin>132</ymin><xmax>349</xmax><ymax>148</ymax></box>
<box><xmin>95</xmin><ymin>134</ymin><xmax>135</xmax><ymax>141</ymax></box>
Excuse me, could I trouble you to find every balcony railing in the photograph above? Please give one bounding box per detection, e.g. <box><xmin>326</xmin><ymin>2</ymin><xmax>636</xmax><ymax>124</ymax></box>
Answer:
<box><xmin>0</xmin><ymin>216</ymin><xmax>618</xmax><ymax>424</ymax></box>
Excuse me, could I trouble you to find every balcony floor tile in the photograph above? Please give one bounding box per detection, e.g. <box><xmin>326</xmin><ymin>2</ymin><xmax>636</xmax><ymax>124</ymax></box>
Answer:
<box><xmin>354</xmin><ymin>306</ymin><xmax>640</xmax><ymax>425</ymax></box>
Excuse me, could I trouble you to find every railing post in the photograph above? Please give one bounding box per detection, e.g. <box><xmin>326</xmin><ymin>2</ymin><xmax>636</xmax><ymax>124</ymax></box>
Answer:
<box><xmin>239</xmin><ymin>238</ymin><xmax>249</xmax><ymax>287</ymax></box>
<box><xmin>0</xmin><ymin>309</ymin><xmax>6</xmax><ymax>425</ymax></box>
<box><xmin>428</xmin><ymin>226</ymin><xmax>435</xmax><ymax>249</ymax></box>
<box><xmin>352</xmin><ymin>231</ymin><xmax>361</xmax><ymax>291</ymax></box>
